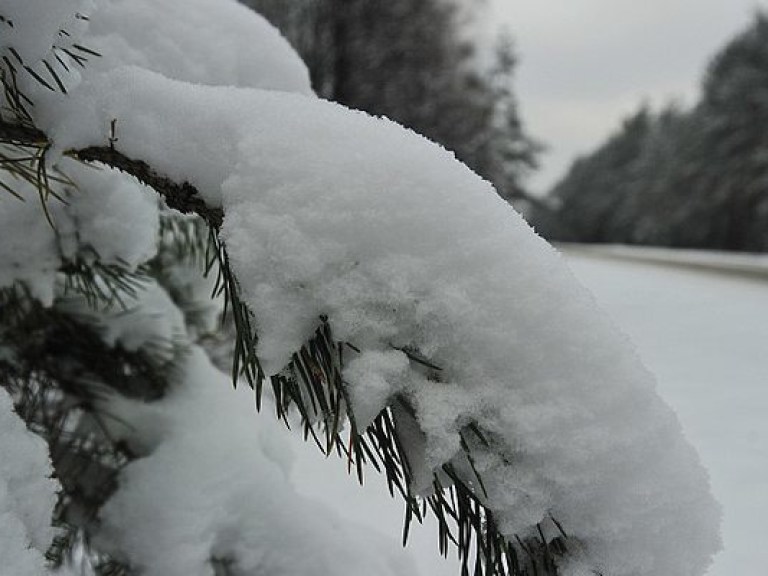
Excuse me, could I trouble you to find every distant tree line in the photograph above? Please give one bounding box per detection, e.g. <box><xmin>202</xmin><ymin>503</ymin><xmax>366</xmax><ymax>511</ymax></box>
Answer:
<box><xmin>533</xmin><ymin>13</ymin><xmax>768</xmax><ymax>252</ymax></box>
<box><xmin>240</xmin><ymin>0</ymin><xmax>541</xmax><ymax>205</ymax></box>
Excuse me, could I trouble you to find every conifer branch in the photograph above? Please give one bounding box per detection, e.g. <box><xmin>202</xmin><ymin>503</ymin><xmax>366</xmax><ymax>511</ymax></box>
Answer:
<box><xmin>0</xmin><ymin>116</ymin><xmax>566</xmax><ymax>576</ymax></box>
<box><xmin>0</xmin><ymin>118</ymin><xmax>47</xmax><ymax>144</ymax></box>
<box><xmin>0</xmin><ymin>119</ymin><xmax>224</xmax><ymax>228</ymax></box>
<box><xmin>73</xmin><ymin>146</ymin><xmax>224</xmax><ymax>229</ymax></box>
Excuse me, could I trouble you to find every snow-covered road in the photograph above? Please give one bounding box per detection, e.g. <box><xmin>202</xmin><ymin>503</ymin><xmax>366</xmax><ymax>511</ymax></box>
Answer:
<box><xmin>291</xmin><ymin>248</ymin><xmax>768</xmax><ymax>575</ymax></box>
<box><xmin>567</xmin><ymin>250</ymin><xmax>768</xmax><ymax>576</ymax></box>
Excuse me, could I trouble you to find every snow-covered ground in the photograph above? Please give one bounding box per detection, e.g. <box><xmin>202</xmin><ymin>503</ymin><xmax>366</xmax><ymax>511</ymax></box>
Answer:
<box><xmin>291</xmin><ymin>247</ymin><xmax>768</xmax><ymax>576</ymax></box>
<box><xmin>563</xmin><ymin>242</ymin><xmax>768</xmax><ymax>279</ymax></box>
<box><xmin>566</xmin><ymin>249</ymin><xmax>768</xmax><ymax>576</ymax></box>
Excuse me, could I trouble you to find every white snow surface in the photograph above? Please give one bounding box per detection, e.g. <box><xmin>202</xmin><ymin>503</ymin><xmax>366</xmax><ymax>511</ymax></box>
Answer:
<box><xmin>292</xmin><ymin>249</ymin><xmax>767</xmax><ymax>576</ymax></box>
<box><xmin>0</xmin><ymin>160</ymin><xmax>158</xmax><ymax>303</ymax></box>
<box><xmin>58</xmin><ymin>160</ymin><xmax>160</xmax><ymax>269</ymax></box>
<box><xmin>565</xmin><ymin>251</ymin><xmax>768</xmax><ymax>576</ymax></box>
<box><xmin>563</xmin><ymin>242</ymin><xmax>768</xmax><ymax>278</ymax></box>
<box><xmin>5</xmin><ymin>0</ymin><xmax>721</xmax><ymax>574</ymax></box>
<box><xmin>84</xmin><ymin>0</ymin><xmax>311</xmax><ymax>94</ymax></box>
<box><xmin>0</xmin><ymin>388</ymin><xmax>59</xmax><ymax>576</ymax></box>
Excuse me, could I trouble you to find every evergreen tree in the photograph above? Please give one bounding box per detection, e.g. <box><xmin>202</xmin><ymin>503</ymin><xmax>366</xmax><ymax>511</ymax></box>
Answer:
<box><xmin>695</xmin><ymin>12</ymin><xmax>768</xmax><ymax>250</ymax></box>
<box><xmin>545</xmin><ymin>107</ymin><xmax>653</xmax><ymax>242</ymax></box>
<box><xmin>538</xmin><ymin>12</ymin><xmax>768</xmax><ymax>252</ymax></box>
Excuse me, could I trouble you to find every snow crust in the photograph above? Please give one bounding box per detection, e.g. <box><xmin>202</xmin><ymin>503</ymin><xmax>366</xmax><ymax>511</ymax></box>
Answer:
<box><xmin>0</xmin><ymin>388</ymin><xmax>59</xmax><ymax>576</ymax></box>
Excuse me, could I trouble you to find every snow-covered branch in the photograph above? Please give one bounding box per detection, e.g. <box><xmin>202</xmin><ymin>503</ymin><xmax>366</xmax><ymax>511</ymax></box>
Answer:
<box><xmin>74</xmin><ymin>145</ymin><xmax>224</xmax><ymax>229</ymax></box>
<box><xmin>0</xmin><ymin>118</ymin><xmax>224</xmax><ymax>228</ymax></box>
<box><xmin>0</xmin><ymin>1</ymin><xmax>721</xmax><ymax>576</ymax></box>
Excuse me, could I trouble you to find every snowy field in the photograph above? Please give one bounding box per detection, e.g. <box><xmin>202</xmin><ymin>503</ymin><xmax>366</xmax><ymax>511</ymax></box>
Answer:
<box><xmin>291</xmin><ymin>246</ymin><xmax>768</xmax><ymax>575</ymax></box>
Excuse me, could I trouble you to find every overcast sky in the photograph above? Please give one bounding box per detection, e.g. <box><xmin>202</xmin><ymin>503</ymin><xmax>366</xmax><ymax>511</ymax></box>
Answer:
<box><xmin>488</xmin><ymin>0</ymin><xmax>768</xmax><ymax>195</ymax></box>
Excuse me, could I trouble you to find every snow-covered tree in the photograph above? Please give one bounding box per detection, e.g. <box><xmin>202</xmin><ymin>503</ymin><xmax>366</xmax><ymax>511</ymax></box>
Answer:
<box><xmin>0</xmin><ymin>1</ymin><xmax>720</xmax><ymax>576</ymax></box>
<box><xmin>544</xmin><ymin>107</ymin><xmax>654</xmax><ymax>243</ymax></box>
<box><xmin>539</xmin><ymin>12</ymin><xmax>768</xmax><ymax>252</ymax></box>
<box><xmin>695</xmin><ymin>11</ymin><xmax>768</xmax><ymax>251</ymax></box>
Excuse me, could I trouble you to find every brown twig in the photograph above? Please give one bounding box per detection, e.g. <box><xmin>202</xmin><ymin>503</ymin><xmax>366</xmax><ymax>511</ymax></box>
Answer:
<box><xmin>0</xmin><ymin>118</ymin><xmax>224</xmax><ymax>229</ymax></box>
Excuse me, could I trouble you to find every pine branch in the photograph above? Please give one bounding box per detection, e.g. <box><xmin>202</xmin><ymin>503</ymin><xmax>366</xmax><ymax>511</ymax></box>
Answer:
<box><xmin>1</xmin><ymin>281</ymin><xmax>185</xmax><ymax>574</ymax></box>
<box><xmin>74</xmin><ymin>146</ymin><xmax>224</xmax><ymax>229</ymax></box>
<box><xmin>274</xmin><ymin>319</ymin><xmax>567</xmax><ymax>576</ymax></box>
<box><xmin>0</xmin><ymin>118</ymin><xmax>47</xmax><ymax>144</ymax></box>
<box><xmin>0</xmin><ymin>117</ymin><xmax>568</xmax><ymax>575</ymax></box>
<box><xmin>0</xmin><ymin>119</ymin><xmax>223</xmax><ymax>228</ymax></box>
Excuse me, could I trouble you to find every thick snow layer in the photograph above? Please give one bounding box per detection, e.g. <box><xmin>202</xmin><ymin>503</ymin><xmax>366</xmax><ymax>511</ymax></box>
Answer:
<box><xmin>84</xmin><ymin>0</ymin><xmax>311</xmax><ymax>94</ymax></box>
<box><xmin>1</xmin><ymin>0</ymin><xmax>310</xmax><ymax>105</ymax></box>
<box><xmin>38</xmin><ymin>63</ymin><xmax>720</xmax><ymax>574</ymax></box>
<box><xmin>566</xmin><ymin>251</ymin><xmax>768</xmax><ymax>576</ymax></box>
<box><xmin>98</xmin><ymin>346</ymin><xmax>415</xmax><ymax>576</ymax></box>
<box><xmin>0</xmin><ymin>388</ymin><xmax>59</xmax><ymax>576</ymax></box>
<box><xmin>292</xmin><ymin>248</ymin><xmax>768</xmax><ymax>576</ymax></box>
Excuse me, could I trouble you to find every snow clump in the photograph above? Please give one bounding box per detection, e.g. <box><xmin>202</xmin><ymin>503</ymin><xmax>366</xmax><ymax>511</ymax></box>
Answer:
<box><xmin>0</xmin><ymin>388</ymin><xmax>60</xmax><ymax>576</ymax></box>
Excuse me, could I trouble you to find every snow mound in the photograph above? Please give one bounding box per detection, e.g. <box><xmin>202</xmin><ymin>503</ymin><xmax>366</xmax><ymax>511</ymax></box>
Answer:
<box><xmin>0</xmin><ymin>160</ymin><xmax>158</xmax><ymax>304</ymax></box>
<box><xmin>59</xmin><ymin>160</ymin><xmax>160</xmax><ymax>269</ymax></box>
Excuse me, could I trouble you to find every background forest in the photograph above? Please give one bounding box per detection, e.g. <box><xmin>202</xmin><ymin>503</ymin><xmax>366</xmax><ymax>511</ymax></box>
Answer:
<box><xmin>530</xmin><ymin>13</ymin><xmax>768</xmax><ymax>252</ymax></box>
<box><xmin>243</xmin><ymin>0</ymin><xmax>541</xmax><ymax>206</ymax></box>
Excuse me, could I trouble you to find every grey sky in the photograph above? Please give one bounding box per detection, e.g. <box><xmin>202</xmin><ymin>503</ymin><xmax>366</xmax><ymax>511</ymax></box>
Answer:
<box><xmin>489</xmin><ymin>0</ymin><xmax>768</xmax><ymax>194</ymax></box>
